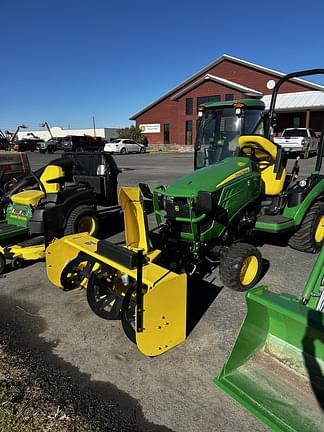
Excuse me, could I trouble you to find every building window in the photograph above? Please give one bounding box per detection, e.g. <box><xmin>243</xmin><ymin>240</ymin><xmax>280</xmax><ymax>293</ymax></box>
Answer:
<box><xmin>164</xmin><ymin>123</ymin><xmax>170</xmax><ymax>144</ymax></box>
<box><xmin>197</xmin><ymin>95</ymin><xmax>220</xmax><ymax>112</ymax></box>
<box><xmin>225</xmin><ymin>93</ymin><xmax>234</xmax><ymax>101</ymax></box>
<box><xmin>185</xmin><ymin>98</ymin><xmax>193</xmax><ymax>115</ymax></box>
<box><xmin>185</xmin><ymin>120</ymin><xmax>192</xmax><ymax>145</ymax></box>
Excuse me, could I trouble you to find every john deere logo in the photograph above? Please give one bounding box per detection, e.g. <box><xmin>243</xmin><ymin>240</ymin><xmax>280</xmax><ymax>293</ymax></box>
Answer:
<box><xmin>175</xmin><ymin>205</ymin><xmax>180</xmax><ymax>212</ymax></box>
<box><xmin>238</xmin><ymin>162</ymin><xmax>246</xmax><ymax>167</ymax></box>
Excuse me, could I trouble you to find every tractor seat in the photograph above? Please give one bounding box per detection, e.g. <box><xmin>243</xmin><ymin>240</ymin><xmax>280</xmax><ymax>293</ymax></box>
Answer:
<box><xmin>238</xmin><ymin>135</ymin><xmax>286</xmax><ymax>196</ymax></box>
<box><xmin>10</xmin><ymin>165</ymin><xmax>65</xmax><ymax>207</ymax></box>
<box><xmin>11</xmin><ymin>190</ymin><xmax>45</xmax><ymax>206</ymax></box>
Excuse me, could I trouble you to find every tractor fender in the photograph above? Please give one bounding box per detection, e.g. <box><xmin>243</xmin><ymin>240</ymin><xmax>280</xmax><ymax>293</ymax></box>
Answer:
<box><xmin>283</xmin><ymin>179</ymin><xmax>324</xmax><ymax>225</ymax></box>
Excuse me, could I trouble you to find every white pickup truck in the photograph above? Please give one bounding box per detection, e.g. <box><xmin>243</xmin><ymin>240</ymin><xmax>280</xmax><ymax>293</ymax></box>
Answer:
<box><xmin>274</xmin><ymin>128</ymin><xmax>318</xmax><ymax>158</ymax></box>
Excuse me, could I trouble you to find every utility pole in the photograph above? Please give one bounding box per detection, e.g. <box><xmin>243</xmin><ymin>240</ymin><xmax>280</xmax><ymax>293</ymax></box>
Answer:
<box><xmin>92</xmin><ymin>116</ymin><xmax>96</xmax><ymax>138</ymax></box>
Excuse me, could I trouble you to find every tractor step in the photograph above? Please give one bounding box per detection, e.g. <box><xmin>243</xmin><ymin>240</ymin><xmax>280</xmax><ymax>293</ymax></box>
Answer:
<box><xmin>257</xmin><ymin>214</ymin><xmax>291</xmax><ymax>223</ymax></box>
<box><xmin>255</xmin><ymin>215</ymin><xmax>295</xmax><ymax>233</ymax></box>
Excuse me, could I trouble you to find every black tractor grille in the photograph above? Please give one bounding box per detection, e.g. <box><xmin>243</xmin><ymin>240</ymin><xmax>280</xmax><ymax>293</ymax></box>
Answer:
<box><xmin>165</xmin><ymin>197</ymin><xmax>190</xmax><ymax>218</ymax></box>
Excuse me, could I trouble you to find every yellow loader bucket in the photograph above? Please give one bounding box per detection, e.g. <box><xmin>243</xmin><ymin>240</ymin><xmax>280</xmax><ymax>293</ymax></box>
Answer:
<box><xmin>214</xmin><ymin>286</ymin><xmax>324</xmax><ymax>432</ymax></box>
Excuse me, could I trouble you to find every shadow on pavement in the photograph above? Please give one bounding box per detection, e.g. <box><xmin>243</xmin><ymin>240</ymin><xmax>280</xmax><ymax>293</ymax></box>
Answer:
<box><xmin>186</xmin><ymin>276</ymin><xmax>223</xmax><ymax>337</ymax></box>
<box><xmin>0</xmin><ymin>295</ymin><xmax>173</xmax><ymax>432</ymax></box>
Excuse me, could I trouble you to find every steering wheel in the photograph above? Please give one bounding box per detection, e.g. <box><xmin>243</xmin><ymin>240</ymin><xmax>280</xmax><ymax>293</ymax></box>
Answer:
<box><xmin>240</xmin><ymin>144</ymin><xmax>273</xmax><ymax>164</ymax></box>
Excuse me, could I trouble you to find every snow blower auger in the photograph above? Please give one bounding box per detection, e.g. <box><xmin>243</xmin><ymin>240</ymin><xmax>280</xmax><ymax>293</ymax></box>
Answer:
<box><xmin>214</xmin><ymin>247</ymin><xmax>324</xmax><ymax>432</ymax></box>
<box><xmin>45</xmin><ymin>187</ymin><xmax>187</xmax><ymax>357</ymax></box>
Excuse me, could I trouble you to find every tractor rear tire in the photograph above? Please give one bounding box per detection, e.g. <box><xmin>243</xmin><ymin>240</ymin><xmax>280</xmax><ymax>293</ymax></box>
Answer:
<box><xmin>219</xmin><ymin>243</ymin><xmax>262</xmax><ymax>291</ymax></box>
<box><xmin>288</xmin><ymin>201</ymin><xmax>324</xmax><ymax>253</ymax></box>
<box><xmin>64</xmin><ymin>205</ymin><xmax>100</xmax><ymax>236</ymax></box>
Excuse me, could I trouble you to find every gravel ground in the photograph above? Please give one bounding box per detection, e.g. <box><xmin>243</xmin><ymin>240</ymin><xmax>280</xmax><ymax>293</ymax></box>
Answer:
<box><xmin>0</xmin><ymin>295</ymin><xmax>171</xmax><ymax>432</ymax></box>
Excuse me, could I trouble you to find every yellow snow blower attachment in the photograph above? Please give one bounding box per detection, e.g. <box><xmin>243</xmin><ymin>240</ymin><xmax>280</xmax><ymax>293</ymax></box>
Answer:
<box><xmin>46</xmin><ymin>187</ymin><xmax>187</xmax><ymax>356</ymax></box>
<box><xmin>214</xmin><ymin>248</ymin><xmax>324</xmax><ymax>432</ymax></box>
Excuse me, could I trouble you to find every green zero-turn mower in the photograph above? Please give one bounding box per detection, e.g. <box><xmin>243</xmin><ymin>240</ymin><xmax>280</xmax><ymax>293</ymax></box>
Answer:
<box><xmin>0</xmin><ymin>152</ymin><xmax>119</xmax><ymax>274</ymax></box>
<box><xmin>214</xmin><ymin>246</ymin><xmax>324</xmax><ymax>432</ymax></box>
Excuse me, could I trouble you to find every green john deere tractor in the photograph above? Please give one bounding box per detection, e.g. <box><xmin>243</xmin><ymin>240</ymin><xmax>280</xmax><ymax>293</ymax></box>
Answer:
<box><xmin>146</xmin><ymin>68</ymin><xmax>324</xmax><ymax>291</ymax></box>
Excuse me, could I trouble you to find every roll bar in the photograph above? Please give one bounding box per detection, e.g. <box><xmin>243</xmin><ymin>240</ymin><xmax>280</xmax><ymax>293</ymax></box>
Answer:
<box><xmin>266</xmin><ymin>68</ymin><xmax>324</xmax><ymax>138</ymax></box>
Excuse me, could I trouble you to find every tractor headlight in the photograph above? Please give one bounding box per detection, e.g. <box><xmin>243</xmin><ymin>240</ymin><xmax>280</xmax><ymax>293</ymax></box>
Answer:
<box><xmin>161</xmin><ymin>195</ymin><xmax>173</xmax><ymax>210</ymax></box>
<box><xmin>194</xmin><ymin>190</ymin><xmax>221</xmax><ymax>213</ymax></box>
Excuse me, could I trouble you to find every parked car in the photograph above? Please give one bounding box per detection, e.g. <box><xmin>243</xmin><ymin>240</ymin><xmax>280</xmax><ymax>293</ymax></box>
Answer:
<box><xmin>62</xmin><ymin>135</ymin><xmax>105</xmax><ymax>152</ymax></box>
<box><xmin>37</xmin><ymin>137</ymin><xmax>64</xmax><ymax>154</ymax></box>
<box><xmin>274</xmin><ymin>128</ymin><xmax>318</xmax><ymax>158</ymax></box>
<box><xmin>104</xmin><ymin>138</ymin><xmax>146</xmax><ymax>154</ymax></box>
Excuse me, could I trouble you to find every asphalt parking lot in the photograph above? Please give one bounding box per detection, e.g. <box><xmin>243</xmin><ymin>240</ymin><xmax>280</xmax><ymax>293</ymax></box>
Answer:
<box><xmin>0</xmin><ymin>150</ymin><xmax>322</xmax><ymax>431</ymax></box>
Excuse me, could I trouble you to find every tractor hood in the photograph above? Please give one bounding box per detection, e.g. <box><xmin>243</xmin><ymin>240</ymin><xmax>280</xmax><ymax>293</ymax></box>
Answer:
<box><xmin>159</xmin><ymin>157</ymin><xmax>252</xmax><ymax>198</ymax></box>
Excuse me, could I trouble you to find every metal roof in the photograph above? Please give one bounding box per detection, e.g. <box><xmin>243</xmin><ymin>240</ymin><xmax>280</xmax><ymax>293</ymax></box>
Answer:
<box><xmin>171</xmin><ymin>74</ymin><xmax>262</xmax><ymax>100</ymax></box>
<box><xmin>262</xmin><ymin>91</ymin><xmax>324</xmax><ymax>111</ymax></box>
<box><xmin>130</xmin><ymin>54</ymin><xmax>324</xmax><ymax>120</ymax></box>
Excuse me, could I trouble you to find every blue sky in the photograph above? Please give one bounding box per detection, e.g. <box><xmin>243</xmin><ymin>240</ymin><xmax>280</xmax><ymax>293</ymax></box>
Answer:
<box><xmin>1</xmin><ymin>0</ymin><xmax>324</xmax><ymax>131</ymax></box>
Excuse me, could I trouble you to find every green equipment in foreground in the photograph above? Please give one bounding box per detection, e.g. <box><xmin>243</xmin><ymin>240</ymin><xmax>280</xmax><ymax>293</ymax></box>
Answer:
<box><xmin>214</xmin><ymin>247</ymin><xmax>324</xmax><ymax>432</ymax></box>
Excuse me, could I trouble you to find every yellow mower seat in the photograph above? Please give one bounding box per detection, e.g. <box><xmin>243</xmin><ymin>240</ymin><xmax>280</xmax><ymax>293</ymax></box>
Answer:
<box><xmin>11</xmin><ymin>165</ymin><xmax>65</xmax><ymax>207</ymax></box>
<box><xmin>11</xmin><ymin>190</ymin><xmax>45</xmax><ymax>206</ymax></box>
<box><xmin>239</xmin><ymin>135</ymin><xmax>286</xmax><ymax>196</ymax></box>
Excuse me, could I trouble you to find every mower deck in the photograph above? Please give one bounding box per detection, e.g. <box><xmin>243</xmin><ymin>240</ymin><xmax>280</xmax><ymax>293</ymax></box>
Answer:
<box><xmin>0</xmin><ymin>222</ymin><xmax>28</xmax><ymax>241</ymax></box>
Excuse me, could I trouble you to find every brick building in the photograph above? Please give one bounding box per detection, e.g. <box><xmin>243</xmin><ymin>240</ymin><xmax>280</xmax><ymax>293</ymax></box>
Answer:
<box><xmin>130</xmin><ymin>55</ymin><xmax>324</xmax><ymax>146</ymax></box>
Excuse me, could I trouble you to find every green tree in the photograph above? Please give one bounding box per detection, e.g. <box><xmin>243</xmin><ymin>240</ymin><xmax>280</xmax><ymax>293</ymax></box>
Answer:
<box><xmin>118</xmin><ymin>125</ymin><xmax>148</xmax><ymax>145</ymax></box>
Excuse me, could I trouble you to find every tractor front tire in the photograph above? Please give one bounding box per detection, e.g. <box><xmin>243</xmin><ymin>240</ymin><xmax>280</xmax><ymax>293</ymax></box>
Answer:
<box><xmin>219</xmin><ymin>243</ymin><xmax>262</xmax><ymax>291</ymax></box>
<box><xmin>288</xmin><ymin>201</ymin><xmax>324</xmax><ymax>253</ymax></box>
<box><xmin>64</xmin><ymin>205</ymin><xmax>100</xmax><ymax>236</ymax></box>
